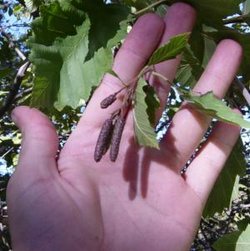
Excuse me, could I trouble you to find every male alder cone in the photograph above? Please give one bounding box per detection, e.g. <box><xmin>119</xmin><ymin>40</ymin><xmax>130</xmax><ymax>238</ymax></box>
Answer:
<box><xmin>110</xmin><ymin>117</ymin><xmax>125</xmax><ymax>162</ymax></box>
<box><xmin>100</xmin><ymin>94</ymin><xmax>117</xmax><ymax>109</ymax></box>
<box><xmin>94</xmin><ymin>118</ymin><xmax>113</xmax><ymax>162</ymax></box>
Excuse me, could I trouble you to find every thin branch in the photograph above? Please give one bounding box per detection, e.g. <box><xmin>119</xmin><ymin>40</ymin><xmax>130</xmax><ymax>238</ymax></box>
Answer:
<box><xmin>2</xmin><ymin>23</ymin><xmax>31</xmax><ymax>28</ymax></box>
<box><xmin>0</xmin><ymin>61</ymin><xmax>30</xmax><ymax>118</ymax></box>
<box><xmin>134</xmin><ymin>0</ymin><xmax>170</xmax><ymax>16</ymax></box>
<box><xmin>0</xmin><ymin>30</ymin><xmax>27</xmax><ymax>61</ymax></box>
<box><xmin>240</xmin><ymin>204</ymin><xmax>250</xmax><ymax>209</ymax></box>
<box><xmin>14</xmin><ymin>87</ymin><xmax>32</xmax><ymax>100</ymax></box>
<box><xmin>151</xmin><ymin>71</ymin><xmax>172</xmax><ymax>85</ymax></box>
<box><xmin>234</xmin><ymin>77</ymin><xmax>250</xmax><ymax>106</ymax></box>
<box><xmin>1</xmin><ymin>147</ymin><xmax>14</xmax><ymax>159</ymax></box>
<box><xmin>223</xmin><ymin>14</ymin><xmax>249</xmax><ymax>25</ymax></box>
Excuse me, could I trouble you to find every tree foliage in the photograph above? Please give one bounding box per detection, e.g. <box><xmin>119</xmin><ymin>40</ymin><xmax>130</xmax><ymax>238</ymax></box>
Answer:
<box><xmin>1</xmin><ymin>0</ymin><xmax>250</xmax><ymax>250</ymax></box>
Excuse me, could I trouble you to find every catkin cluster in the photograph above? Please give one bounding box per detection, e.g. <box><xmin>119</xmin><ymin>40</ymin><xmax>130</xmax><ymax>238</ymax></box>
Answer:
<box><xmin>94</xmin><ymin>91</ymin><xmax>129</xmax><ymax>162</ymax></box>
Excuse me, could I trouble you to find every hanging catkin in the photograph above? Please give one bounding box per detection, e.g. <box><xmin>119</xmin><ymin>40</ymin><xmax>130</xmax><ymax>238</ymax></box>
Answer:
<box><xmin>100</xmin><ymin>94</ymin><xmax>117</xmax><ymax>109</ymax></box>
<box><xmin>94</xmin><ymin>118</ymin><xmax>113</xmax><ymax>162</ymax></box>
<box><xmin>110</xmin><ymin>117</ymin><xmax>126</xmax><ymax>162</ymax></box>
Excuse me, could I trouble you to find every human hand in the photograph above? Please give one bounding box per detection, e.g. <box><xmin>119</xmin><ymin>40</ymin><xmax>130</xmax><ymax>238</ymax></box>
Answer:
<box><xmin>7</xmin><ymin>2</ymin><xmax>242</xmax><ymax>251</ymax></box>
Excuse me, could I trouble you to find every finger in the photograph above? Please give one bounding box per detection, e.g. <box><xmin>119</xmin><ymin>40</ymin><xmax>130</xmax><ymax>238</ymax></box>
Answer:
<box><xmin>161</xmin><ymin>39</ymin><xmax>242</xmax><ymax>170</ymax></box>
<box><xmin>79</xmin><ymin>13</ymin><xmax>165</xmax><ymax>128</ymax></box>
<box><xmin>150</xmin><ymin>2</ymin><xmax>196</xmax><ymax>119</ymax></box>
<box><xmin>11</xmin><ymin>106</ymin><xmax>59</xmax><ymax>179</ymax></box>
<box><xmin>184</xmin><ymin>121</ymin><xmax>241</xmax><ymax>206</ymax></box>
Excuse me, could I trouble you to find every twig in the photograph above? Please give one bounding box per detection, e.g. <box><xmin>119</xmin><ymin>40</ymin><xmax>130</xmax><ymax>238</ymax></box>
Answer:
<box><xmin>0</xmin><ymin>28</ymin><xmax>31</xmax><ymax>117</ymax></box>
<box><xmin>240</xmin><ymin>204</ymin><xmax>250</xmax><ymax>209</ymax></box>
<box><xmin>0</xmin><ymin>61</ymin><xmax>30</xmax><ymax>118</ymax></box>
<box><xmin>151</xmin><ymin>71</ymin><xmax>172</xmax><ymax>85</ymax></box>
<box><xmin>1</xmin><ymin>147</ymin><xmax>14</xmax><ymax>159</ymax></box>
<box><xmin>134</xmin><ymin>0</ymin><xmax>170</xmax><ymax>16</ymax></box>
<box><xmin>223</xmin><ymin>14</ymin><xmax>249</xmax><ymax>25</ymax></box>
<box><xmin>14</xmin><ymin>87</ymin><xmax>32</xmax><ymax>100</ymax></box>
<box><xmin>234</xmin><ymin>77</ymin><xmax>250</xmax><ymax>106</ymax></box>
<box><xmin>0</xmin><ymin>30</ymin><xmax>27</xmax><ymax>61</ymax></box>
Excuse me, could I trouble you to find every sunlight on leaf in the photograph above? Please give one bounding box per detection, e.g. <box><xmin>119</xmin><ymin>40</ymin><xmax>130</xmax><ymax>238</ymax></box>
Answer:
<box><xmin>147</xmin><ymin>33</ymin><xmax>190</xmax><ymax>66</ymax></box>
<box><xmin>182</xmin><ymin>91</ymin><xmax>250</xmax><ymax>128</ymax></box>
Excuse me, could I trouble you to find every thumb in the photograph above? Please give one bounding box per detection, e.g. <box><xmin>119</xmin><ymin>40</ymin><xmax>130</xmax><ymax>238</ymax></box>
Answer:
<box><xmin>11</xmin><ymin>106</ymin><xmax>59</xmax><ymax>179</ymax></box>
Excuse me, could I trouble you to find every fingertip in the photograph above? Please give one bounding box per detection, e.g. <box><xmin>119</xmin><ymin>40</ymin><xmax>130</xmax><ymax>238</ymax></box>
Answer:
<box><xmin>135</xmin><ymin>12</ymin><xmax>165</xmax><ymax>33</ymax></box>
<box><xmin>10</xmin><ymin>106</ymin><xmax>59</xmax><ymax>181</ymax></box>
<box><xmin>11</xmin><ymin>106</ymin><xmax>51</xmax><ymax>127</ymax></box>
<box><xmin>168</xmin><ymin>2</ymin><xmax>197</xmax><ymax>17</ymax></box>
<box><xmin>11</xmin><ymin>106</ymin><xmax>58</xmax><ymax>145</ymax></box>
<box><xmin>165</xmin><ymin>2</ymin><xmax>197</xmax><ymax>30</ymax></box>
<box><xmin>11</xmin><ymin>106</ymin><xmax>33</xmax><ymax>129</ymax></box>
<box><xmin>123</xmin><ymin>12</ymin><xmax>165</xmax><ymax>54</ymax></box>
<box><xmin>216</xmin><ymin>39</ymin><xmax>243</xmax><ymax>61</ymax></box>
<box><xmin>211</xmin><ymin>120</ymin><xmax>241</xmax><ymax>151</ymax></box>
<box><xmin>11</xmin><ymin>106</ymin><xmax>59</xmax><ymax>164</ymax></box>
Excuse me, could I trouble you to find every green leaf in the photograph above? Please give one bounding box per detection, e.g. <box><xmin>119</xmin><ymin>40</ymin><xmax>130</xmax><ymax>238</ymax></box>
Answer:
<box><xmin>243</xmin><ymin>0</ymin><xmax>250</xmax><ymax>14</ymax></box>
<box><xmin>31</xmin><ymin>76</ymin><xmax>57</xmax><ymax>108</ymax></box>
<box><xmin>175</xmin><ymin>46</ymin><xmax>204</xmax><ymax>88</ymax></box>
<box><xmin>84</xmin><ymin>2</ymin><xmax>129</xmax><ymax>59</ymax></box>
<box><xmin>30</xmin><ymin>17</ymin><xmax>90</xmax><ymax>108</ymax></box>
<box><xmin>134</xmin><ymin>78</ymin><xmax>159</xmax><ymax>149</ymax></box>
<box><xmin>213</xmin><ymin>220</ymin><xmax>250</xmax><ymax>251</ymax></box>
<box><xmin>147</xmin><ymin>33</ymin><xmax>190</xmax><ymax>66</ymax></box>
<box><xmin>201</xmin><ymin>27</ymin><xmax>217</xmax><ymax>68</ymax></box>
<box><xmin>0</xmin><ymin>68</ymin><xmax>12</xmax><ymax>78</ymax></box>
<box><xmin>30</xmin><ymin>2</ymin><xmax>130</xmax><ymax>110</ymax></box>
<box><xmin>30</xmin><ymin>1</ymin><xmax>81</xmax><ymax>46</ymax></box>
<box><xmin>143</xmin><ymin>85</ymin><xmax>160</xmax><ymax>125</ymax></box>
<box><xmin>55</xmin><ymin>17</ymin><xmax>129</xmax><ymax>110</ymax></box>
<box><xmin>24</xmin><ymin>0</ymin><xmax>43</xmax><ymax>12</ymax></box>
<box><xmin>182</xmin><ymin>91</ymin><xmax>250</xmax><ymax>128</ymax></box>
<box><xmin>189</xmin><ymin>22</ymin><xmax>205</xmax><ymax>64</ymax></box>
<box><xmin>203</xmin><ymin>140</ymin><xmax>245</xmax><ymax>217</ymax></box>
<box><xmin>176</xmin><ymin>25</ymin><xmax>216</xmax><ymax>88</ymax></box>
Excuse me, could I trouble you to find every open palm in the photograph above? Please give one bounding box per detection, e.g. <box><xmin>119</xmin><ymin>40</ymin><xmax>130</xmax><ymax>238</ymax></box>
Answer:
<box><xmin>7</xmin><ymin>3</ymin><xmax>242</xmax><ymax>251</ymax></box>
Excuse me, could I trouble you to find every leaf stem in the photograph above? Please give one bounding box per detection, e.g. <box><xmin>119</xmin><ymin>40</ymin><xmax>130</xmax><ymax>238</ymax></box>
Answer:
<box><xmin>151</xmin><ymin>71</ymin><xmax>172</xmax><ymax>85</ymax></box>
<box><xmin>134</xmin><ymin>0</ymin><xmax>170</xmax><ymax>16</ymax></box>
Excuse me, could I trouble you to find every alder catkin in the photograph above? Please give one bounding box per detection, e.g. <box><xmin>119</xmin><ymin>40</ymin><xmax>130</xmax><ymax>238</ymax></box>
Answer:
<box><xmin>94</xmin><ymin>118</ymin><xmax>113</xmax><ymax>162</ymax></box>
<box><xmin>100</xmin><ymin>94</ymin><xmax>117</xmax><ymax>109</ymax></box>
<box><xmin>110</xmin><ymin>117</ymin><xmax>125</xmax><ymax>162</ymax></box>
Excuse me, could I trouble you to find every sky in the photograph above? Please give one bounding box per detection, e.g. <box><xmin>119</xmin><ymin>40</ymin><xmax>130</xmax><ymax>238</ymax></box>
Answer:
<box><xmin>1</xmin><ymin>2</ymin><xmax>31</xmax><ymax>39</ymax></box>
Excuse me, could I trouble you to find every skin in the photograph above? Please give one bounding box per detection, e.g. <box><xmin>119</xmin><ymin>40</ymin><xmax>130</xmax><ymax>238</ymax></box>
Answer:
<box><xmin>7</xmin><ymin>3</ymin><xmax>243</xmax><ymax>251</ymax></box>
